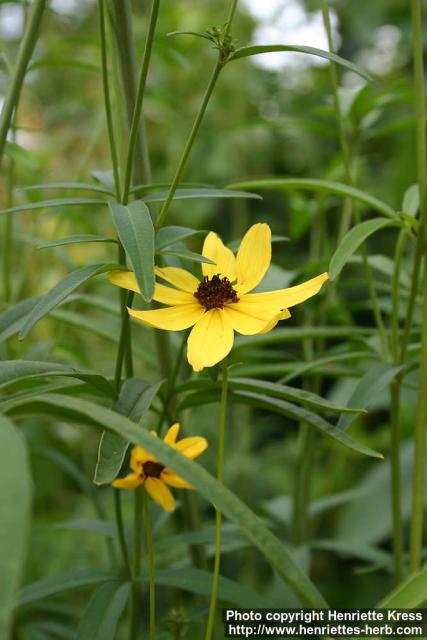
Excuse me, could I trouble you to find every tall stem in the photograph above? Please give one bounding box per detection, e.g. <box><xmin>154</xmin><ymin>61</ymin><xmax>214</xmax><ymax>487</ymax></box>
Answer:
<box><xmin>114</xmin><ymin>489</ymin><xmax>132</xmax><ymax>578</ymax></box>
<box><xmin>205</xmin><ymin>361</ymin><xmax>229</xmax><ymax>640</ymax></box>
<box><xmin>0</xmin><ymin>0</ymin><xmax>47</xmax><ymax>164</ymax></box>
<box><xmin>122</xmin><ymin>0</ymin><xmax>160</xmax><ymax>204</ymax></box>
<box><xmin>409</xmin><ymin>0</ymin><xmax>427</xmax><ymax>575</ymax></box>
<box><xmin>155</xmin><ymin>60</ymin><xmax>222</xmax><ymax>229</ymax></box>
<box><xmin>320</xmin><ymin>0</ymin><xmax>389</xmax><ymax>359</ymax></box>
<box><xmin>129</xmin><ymin>487</ymin><xmax>144</xmax><ymax>639</ymax></box>
<box><xmin>143</xmin><ymin>495</ymin><xmax>156</xmax><ymax>640</ymax></box>
<box><xmin>99</xmin><ymin>0</ymin><xmax>121</xmax><ymax>198</ymax></box>
<box><xmin>109</xmin><ymin>0</ymin><xmax>151</xmax><ymax>184</ymax></box>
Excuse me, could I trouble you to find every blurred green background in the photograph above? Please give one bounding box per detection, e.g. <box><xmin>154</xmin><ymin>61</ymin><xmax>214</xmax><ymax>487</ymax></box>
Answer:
<box><xmin>0</xmin><ymin>0</ymin><xmax>424</xmax><ymax>637</ymax></box>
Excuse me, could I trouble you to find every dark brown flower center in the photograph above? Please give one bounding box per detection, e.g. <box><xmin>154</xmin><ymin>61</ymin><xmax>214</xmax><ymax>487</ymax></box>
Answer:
<box><xmin>194</xmin><ymin>274</ymin><xmax>239</xmax><ymax>310</ymax></box>
<box><xmin>142</xmin><ymin>461</ymin><xmax>164</xmax><ymax>479</ymax></box>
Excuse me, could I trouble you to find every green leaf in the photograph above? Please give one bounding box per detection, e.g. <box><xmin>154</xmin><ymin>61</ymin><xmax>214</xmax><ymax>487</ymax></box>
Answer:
<box><xmin>109</xmin><ymin>201</ymin><xmax>155</xmax><ymax>302</ymax></box>
<box><xmin>152</xmin><ymin>567</ymin><xmax>271</xmax><ymax>608</ymax></box>
<box><xmin>378</xmin><ymin>564</ymin><xmax>427</xmax><ymax>607</ymax></box>
<box><xmin>77</xmin><ymin>582</ymin><xmax>130</xmax><ymax>640</ymax></box>
<box><xmin>91</xmin><ymin>170</ymin><xmax>115</xmax><ymax>191</ymax></box>
<box><xmin>19</xmin><ymin>264</ymin><xmax>119</xmax><ymax>339</ymax></box>
<box><xmin>279</xmin><ymin>351</ymin><xmax>375</xmax><ymax>384</ymax></box>
<box><xmin>21</xmin><ymin>182</ymin><xmax>113</xmax><ymax>195</ymax></box>
<box><xmin>158</xmin><ymin>249</ymin><xmax>215</xmax><ymax>264</ymax></box>
<box><xmin>0</xmin><ymin>296</ymin><xmax>42</xmax><ymax>343</ymax></box>
<box><xmin>0</xmin><ymin>360</ymin><xmax>115</xmax><ymax>396</ymax></box>
<box><xmin>229</xmin><ymin>45</ymin><xmax>372</xmax><ymax>81</ymax></box>
<box><xmin>18</xmin><ymin>570</ymin><xmax>116</xmax><ymax>607</ymax></box>
<box><xmin>38</xmin><ymin>235</ymin><xmax>117</xmax><ymax>249</ymax></box>
<box><xmin>51</xmin><ymin>519</ymin><xmax>116</xmax><ymax>538</ymax></box>
<box><xmin>337</xmin><ymin>363</ymin><xmax>403</xmax><ymax>432</ymax></box>
<box><xmin>233</xmin><ymin>326</ymin><xmax>373</xmax><ymax>350</ymax></box>
<box><xmin>8</xmin><ymin>394</ymin><xmax>327</xmax><ymax>607</ymax></box>
<box><xmin>329</xmin><ymin>218</ymin><xmax>400</xmax><ymax>280</ymax></box>
<box><xmin>227</xmin><ymin>178</ymin><xmax>397</xmax><ymax>219</ymax></box>
<box><xmin>167</xmin><ymin>30</ymin><xmax>214</xmax><ymax>41</ymax></box>
<box><xmin>155</xmin><ymin>225</ymin><xmax>206</xmax><ymax>251</ymax></box>
<box><xmin>402</xmin><ymin>184</ymin><xmax>419</xmax><ymax>217</ymax></box>
<box><xmin>94</xmin><ymin>379</ymin><xmax>164</xmax><ymax>485</ymax></box>
<box><xmin>0</xmin><ymin>416</ymin><xmax>32</xmax><ymax>638</ymax></box>
<box><xmin>142</xmin><ymin>187</ymin><xmax>262</xmax><ymax>203</ymax></box>
<box><xmin>0</xmin><ymin>198</ymin><xmax>107</xmax><ymax>216</ymax></box>
<box><xmin>180</xmin><ymin>390</ymin><xmax>382</xmax><ymax>459</ymax></box>
<box><xmin>178</xmin><ymin>377</ymin><xmax>364</xmax><ymax>415</ymax></box>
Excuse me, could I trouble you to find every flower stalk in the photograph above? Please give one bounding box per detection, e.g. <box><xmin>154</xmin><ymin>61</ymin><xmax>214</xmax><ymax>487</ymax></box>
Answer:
<box><xmin>143</xmin><ymin>495</ymin><xmax>156</xmax><ymax>640</ymax></box>
<box><xmin>409</xmin><ymin>0</ymin><xmax>427</xmax><ymax>575</ymax></box>
<box><xmin>205</xmin><ymin>360</ymin><xmax>229</xmax><ymax>640</ymax></box>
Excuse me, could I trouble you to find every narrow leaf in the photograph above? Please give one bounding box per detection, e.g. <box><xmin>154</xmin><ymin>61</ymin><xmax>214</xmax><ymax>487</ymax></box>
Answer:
<box><xmin>0</xmin><ymin>360</ymin><xmax>114</xmax><ymax>396</ymax></box>
<box><xmin>109</xmin><ymin>201</ymin><xmax>155</xmax><ymax>302</ymax></box>
<box><xmin>142</xmin><ymin>187</ymin><xmax>262</xmax><ymax>203</ymax></box>
<box><xmin>77</xmin><ymin>582</ymin><xmax>130</xmax><ymax>640</ymax></box>
<box><xmin>329</xmin><ymin>218</ymin><xmax>400</xmax><ymax>280</ymax></box>
<box><xmin>227</xmin><ymin>178</ymin><xmax>397</xmax><ymax>219</ymax></box>
<box><xmin>19</xmin><ymin>264</ymin><xmax>120</xmax><ymax>339</ymax></box>
<box><xmin>8</xmin><ymin>394</ymin><xmax>327</xmax><ymax>607</ymax></box>
<box><xmin>159</xmin><ymin>249</ymin><xmax>215</xmax><ymax>264</ymax></box>
<box><xmin>378</xmin><ymin>564</ymin><xmax>427</xmax><ymax>608</ymax></box>
<box><xmin>0</xmin><ymin>416</ymin><xmax>32</xmax><ymax>638</ymax></box>
<box><xmin>38</xmin><ymin>235</ymin><xmax>117</xmax><ymax>249</ymax></box>
<box><xmin>229</xmin><ymin>45</ymin><xmax>372</xmax><ymax>81</ymax></box>
<box><xmin>94</xmin><ymin>379</ymin><xmax>164</xmax><ymax>485</ymax></box>
<box><xmin>0</xmin><ymin>198</ymin><xmax>107</xmax><ymax>216</ymax></box>
<box><xmin>18</xmin><ymin>570</ymin><xmax>116</xmax><ymax>607</ymax></box>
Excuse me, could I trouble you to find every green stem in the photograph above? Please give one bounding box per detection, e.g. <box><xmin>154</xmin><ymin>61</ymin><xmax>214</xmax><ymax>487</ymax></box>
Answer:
<box><xmin>0</xmin><ymin>0</ymin><xmax>47</xmax><ymax>164</ymax></box>
<box><xmin>114</xmin><ymin>489</ymin><xmax>132</xmax><ymax>577</ymax></box>
<box><xmin>130</xmin><ymin>487</ymin><xmax>144</xmax><ymax>640</ymax></box>
<box><xmin>114</xmin><ymin>283</ymin><xmax>134</xmax><ymax>392</ymax></box>
<box><xmin>155</xmin><ymin>59</ymin><xmax>222</xmax><ymax>229</ymax></box>
<box><xmin>109</xmin><ymin>0</ymin><xmax>152</xmax><ymax>184</ymax></box>
<box><xmin>143</xmin><ymin>495</ymin><xmax>156</xmax><ymax>640</ymax></box>
<box><xmin>409</xmin><ymin>0</ymin><xmax>427</xmax><ymax>575</ymax></box>
<box><xmin>390</xmin><ymin>380</ymin><xmax>404</xmax><ymax>583</ymax></box>
<box><xmin>99</xmin><ymin>0</ymin><xmax>121</xmax><ymax>199</ymax></box>
<box><xmin>401</xmin><ymin>245</ymin><xmax>422</xmax><ymax>361</ymax></box>
<box><xmin>205</xmin><ymin>361</ymin><xmax>229</xmax><ymax>640</ymax></box>
<box><xmin>154</xmin><ymin>0</ymin><xmax>240</xmax><ymax>228</ymax></box>
<box><xmin>122</xmin><ymin>0</ymin><xmax>160</xmax><ymax>204</ymax></box>
<box><xmin>292</xmin><ymin>423</ymin><xmax>315</xmax><ymax>543</ymax></box>
<box><xmin>3</xmin><ymin>128</ymin><xmax>15</xmax><ymax>303</ymax></box>
<box><xmin>320</xmin><ymin>0</ymin><xmax>389</xmax><ymax>358</ymax></box>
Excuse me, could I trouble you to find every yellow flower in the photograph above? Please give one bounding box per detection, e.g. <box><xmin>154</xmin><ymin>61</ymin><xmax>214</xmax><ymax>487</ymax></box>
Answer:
<box><xmin>109</xmin><ymin>223</ymin><xmax>328</xmax><ymax>372</ymax></box>
<box><xmin>112</xmin><ymin>423</ymin><xmax>207</xmax><ymax>512</ymax></box>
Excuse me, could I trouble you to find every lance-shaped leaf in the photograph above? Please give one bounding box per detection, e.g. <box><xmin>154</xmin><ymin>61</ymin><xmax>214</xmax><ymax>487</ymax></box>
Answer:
<box><xmin>0</xmin><ymin>360</ymin><xmax>114</xmax><ymax>396</ymax></box>
<box><xmin>227</xmin><ymin>178</ymin><xmax>397</xmax><ymax>219</ymax></box>
<box><xmin>109</xmin><ymin>201</ymin><xmax>155</xmax><ymax>302</ymax></box>
<box><xmin>77</xmin><ymin>582</ymin><xmax>130</xmax><ymax>640</ymax></box>
<box><xmin>229</xmin><ymin>45</ymin><xmax>372</xmax><ymax>81</ymax></box>
<box><xmin>0</xmin><ymin>197</ymin><xmax>106</xmax><ymax>216</ymax></box>
<box><xmin>142</xmin><ymin>187</ymin><xmax>262</xmax><ymax>203</ymax></box>
<box><xmin>7</xmin><ymin>393</ymin><xmax>327</xmax><ymax>607</ymax></box>
<box><xmin>94</xmin><ymin>379</ymin><xmax>164</xmax><ymax>485</ymax></box>
<box><xmin>329</xmin><ymin>218</ymin><xmax>401</xmax><ymax>280</ymax></box>
<box><xmin>155</xmin><ymin>225</ymin><xmax>206</xmax><ymax>251</ymax></box>
<box><xmin>19</xmin><ymin>263</ymin><xmax>120</xmax><ymax>339</ymax></box>
<box><xmin>0</xmin><ymin>416</ymin><xmax>32</xmax><ymax>638</ymax></box>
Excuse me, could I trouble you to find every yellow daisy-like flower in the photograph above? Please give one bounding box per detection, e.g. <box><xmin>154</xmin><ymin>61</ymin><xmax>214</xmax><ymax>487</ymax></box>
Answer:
<box><xmin>109</xmin><ymin>223</ymin><xmax>328</xmax><ymax>372</ymax></box>
<box><xmin>112</xmin><ymin>423</ymin><xmax>207</xmax><ymax>512</ymax></box>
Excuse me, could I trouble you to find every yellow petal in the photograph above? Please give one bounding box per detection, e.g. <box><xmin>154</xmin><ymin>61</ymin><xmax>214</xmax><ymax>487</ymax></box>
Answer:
<box><xmin>108</xmin><ymin>270</ymin><xmax>140</xmax><ymax>293</ymax></box>
<box><xmin>130</xmin><ymin>446</ymin><xmax>155</xmax><ymax>471</ymax></box>
<box><xmin>240</xmin><ymin>272</ymin><xmax>329</xmax><ymax>315</ymax></box>
<box><xmin>258</xmin><ymin>309</ymin><xmax>291</xmax><ymax>334</ymax></box>
<box><xmin>235</xmin><ymin>223</ymin><xmax>272</xmax><ymax>294</ymax></box>
<box><xmin>155</xmin><ymin>266</ymin><xmax>200</xmax><ymax>293</ymax></box>
<box><xmin>202</xmin><ymin>232</ymin><xmax>236</xmax><ymax>281</ymax></box>
<box><xmin>174</xmin><ymin>436</ymin><xmax>208</xmax><ymax>459</ymax></box>
<box><xmin>153</xmin><ymin>283</ymin><xmax>195</xmax><ymax>305</ymax></box>
<box><xmin>145</xmin><ymin>477</ymin><xmax>175</xmax><ymax>511</ymax></box>
<box><xmin>128</xmin><ymin>304</ymin><xmax>205</xmax><ymax>331</ymax></box>
<box><xmin>187</xmin><ymin>309</ymin><xmax>234</xmax><ymax>371</ymax></box>
<box><xmin>163</xmin><ymin>423</ymin><xmax>180</xmax><ymax>445</ymax></box>
<box><xmin>112</xmin><ymin>473</ymin><xmax>142</xmax><ymax>489</ymax></box>
<box><xmin>222</xmin><ymin>303</ymin><xmax>274</xmax><ymax>335</ymax></box>
<box><xmin>161</xmin><ymin>469</ymin><xmax>193</xmax><ymax>489</ymax></box>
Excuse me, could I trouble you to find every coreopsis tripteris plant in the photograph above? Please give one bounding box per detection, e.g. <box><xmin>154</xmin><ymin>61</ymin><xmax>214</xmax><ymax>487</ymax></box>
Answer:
<box><xmin>113</xmin><ymin>423</ymin><xmax>207</xmax><ymax>511</ymax></box>
<box><xmin>109</xmin><ymin>223</ymin><xmax>328</xmax><ymax>371</ymax></box>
